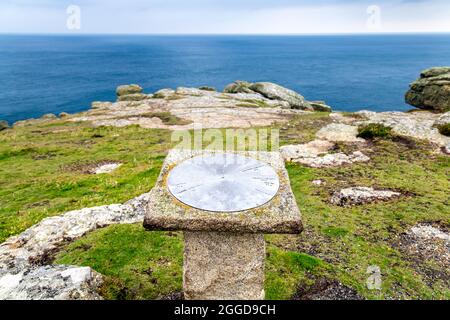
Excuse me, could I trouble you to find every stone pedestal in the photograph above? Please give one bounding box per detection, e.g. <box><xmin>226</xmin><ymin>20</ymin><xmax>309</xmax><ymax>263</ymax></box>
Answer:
<box><xmin>143</xmin><ymin>150</ymin><xmax>302</xmax><ymax>300</ymax></box>
<box><xmin>183</xmin><ymin>232</ymin><xmax>265</xmax><ymax>300</ymax></box>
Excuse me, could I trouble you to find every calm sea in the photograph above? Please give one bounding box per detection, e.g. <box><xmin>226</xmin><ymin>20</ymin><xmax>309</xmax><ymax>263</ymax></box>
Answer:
<box><xmin>1</xmin><ymin>34</ymin><xmax>450</xmax><ymax>124</ymax></box>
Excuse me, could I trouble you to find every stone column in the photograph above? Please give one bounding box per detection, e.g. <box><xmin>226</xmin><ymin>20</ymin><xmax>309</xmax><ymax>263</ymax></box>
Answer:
<box><xmin>143</xmin><ymin>150</ymin><xmax>302</xmax><ymax>300</ymax></box>
<box><xmin>183</xmin><ymin>232</ymin><xmax>265</xmax><ymax>300</ymax></box>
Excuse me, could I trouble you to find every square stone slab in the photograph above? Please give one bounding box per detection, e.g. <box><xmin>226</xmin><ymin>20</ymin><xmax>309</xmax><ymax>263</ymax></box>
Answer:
<box><xmin>144</xmin><ymin>149</ymin><xmax>302</xmax><ymax>234</ymax></box>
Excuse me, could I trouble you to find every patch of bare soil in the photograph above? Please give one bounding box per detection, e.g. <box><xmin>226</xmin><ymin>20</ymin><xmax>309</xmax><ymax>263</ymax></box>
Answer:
<box><xmin>292</xmin><ymin>277</ymin><xmax>363</xmax><ymax>300</ymax></box>
<box><xmin>158</xmin><ymin>292</ymin><xmax>185</xmax><ymax>300</ymax></box>
<box><xmin>395</xmin><ymin>223</ymin><xmax>450</xmax><ymax>285</ymax></box>
<box><xmin>62</xmin><ymin>160</ymin><xmax>122</xmax><ymax>174</ymax></box>
<box><xmin>267</xmin><ymin>227</ymin><xmax>348</xmax><ymax>265</ymax></box>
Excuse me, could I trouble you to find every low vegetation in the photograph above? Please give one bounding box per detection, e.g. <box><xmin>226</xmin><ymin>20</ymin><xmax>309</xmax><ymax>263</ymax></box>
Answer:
<box><xmin>357</xmin><ymin>123</ymin><xmax>393</xmax><ymax>139</ymax></box>
<box><xmin>1</xmin><ymin>113</ymin><xmax>449</xmax><ymax>300</ymax></box>
<box><xmin>436</xmin><ymin>123</ymin><xmax>450</xmax><ymax>137</ymax></box>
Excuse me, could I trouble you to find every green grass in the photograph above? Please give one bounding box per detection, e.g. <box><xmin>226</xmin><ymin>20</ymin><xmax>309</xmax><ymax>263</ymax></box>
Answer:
<box><xmin>55</xmin><ymin>224</ymin><xmax>183</xmax><ymax>300</ymax></box>
<box><xmin>1</xmin><ymin>113</ymin><xmax>449</xmax><ymax>300</ymax></box>
<box><xmin>0</xmin><ymin>121</ymin><xmax>171</xmax><ymax>241</ymax></box>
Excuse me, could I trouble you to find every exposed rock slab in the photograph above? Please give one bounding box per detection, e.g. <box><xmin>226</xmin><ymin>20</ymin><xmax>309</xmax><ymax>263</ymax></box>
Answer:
<box><xmin>280</xmin><ymin>140</ymin><xmax>369</xmax><ymax>168</ymax></box>
<box><xmin>355</xmin><ymin>111</ymin><xmax>450</xmax><ymax>147</ymax></box>
<box><xmin>0</xmin><ymin>193</ymin><xmax>149</xmax><ymax>274</ymax></box>
<box><xmin>69</xmin><ymin>89</ymin><xmax>307</xmax><ymax>130</ymax></box>
<box><xmin>250</xmin><ymin>82</ymin><xmax>313</xmax><ymax>111</ymax></box>
<box><xmin>316</xmin><ymin>124</ymin><xmax>365</xmax><ymax>143</ymax></box>
<box><xmin>0</xmin><ymin>265</ymin><xmax>103</xmax><ymax>300</ymax></box>
<box><xmin>330</xmin><ymin>187</ymin><xmax>401</xmax><ymax>206</ymax></box>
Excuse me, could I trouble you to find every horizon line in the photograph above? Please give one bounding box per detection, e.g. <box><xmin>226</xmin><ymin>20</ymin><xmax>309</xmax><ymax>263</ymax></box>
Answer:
<box><xmin>1</xmin><ymin>31</ymin><xmax>450</xmax><ymax>37</ymax></box>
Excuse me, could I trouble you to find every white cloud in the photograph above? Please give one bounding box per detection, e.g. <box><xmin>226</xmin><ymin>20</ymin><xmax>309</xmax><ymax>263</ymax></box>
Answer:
<box><xmin>0</xmin><ymin>0</ymin><xmax>449</xmax><ymax>34</ymax></box>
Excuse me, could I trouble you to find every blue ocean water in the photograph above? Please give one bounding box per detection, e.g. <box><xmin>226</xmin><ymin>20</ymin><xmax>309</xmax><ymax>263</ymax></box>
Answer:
<box><xmin>1</xmin><ymin>34</ymin><xmax>450</xmax><ymax>124</ymax></box>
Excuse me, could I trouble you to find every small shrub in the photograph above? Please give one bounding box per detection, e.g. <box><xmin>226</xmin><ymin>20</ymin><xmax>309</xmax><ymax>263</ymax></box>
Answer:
<box><xmin>198</xmin><ymin>86</ymin><xmax>216</xmax><ymax>92</ymax></box>
<box><xmin>357</xmin><ymin>123</ymin><xmax>392</xmax><ymax>139</ymax></box>
<box><xmin>437</xmin><ymin>123</ymin><xmax>450</xmax><ymax>136</ymax></box>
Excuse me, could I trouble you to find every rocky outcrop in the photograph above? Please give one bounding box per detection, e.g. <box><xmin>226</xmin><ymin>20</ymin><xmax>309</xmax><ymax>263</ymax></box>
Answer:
<box><xmin>330</xmin><ymin>187</ymin><xmax>401</xmax><ymax>206</ymax></box>
<box><xmin>70</xmin><ymin>85</ymin><xmax>309</xmax><ymax>130</ymax></box>
<box><xmin>0</xmin><ymin>191</ymin><xmax>151</xmax><ymax>299</ymax></box>
<box><xmin>116</xmin><ymin>84</ymin><xmax>150</xmax><ymax>102</ymax></box>
<box><xmin>249</xmin><ymin>82</ymin><xmax>313</xmax><ymax>111</ymax></box>
<box><xmin>223</xmin><ymin>80</ymin><xmax>331</xmax><ymax>111</ymax></box>
<box><xmin>116</xmin><ymin>84</ymin><xmax>143</xmax><ymax>96</ymax></box>
<box><xmin>405</xmin><ymin>67</ymin><xmax>450</xmax><ymax>112</ymax></box>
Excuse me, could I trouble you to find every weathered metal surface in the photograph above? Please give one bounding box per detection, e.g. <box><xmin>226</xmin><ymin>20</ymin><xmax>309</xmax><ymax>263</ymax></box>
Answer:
<box><xmin>167</xmin><ymin>154</ymin><xmax>279</xmax><ymax>212</ymax></box>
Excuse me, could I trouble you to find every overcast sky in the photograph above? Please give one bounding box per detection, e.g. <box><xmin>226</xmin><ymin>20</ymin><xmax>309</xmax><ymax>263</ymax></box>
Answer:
<box><xmin>1</xmin><ymin>0</ymin><xmax>449</xmax><ymax>34</ymax></box>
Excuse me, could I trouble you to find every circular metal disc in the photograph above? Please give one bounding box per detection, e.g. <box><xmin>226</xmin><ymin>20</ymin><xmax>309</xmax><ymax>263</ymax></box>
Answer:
<box><xmin>167</xmin><ymin>154</ymin><xmax>280</xmax><ymax>212</ymax></box>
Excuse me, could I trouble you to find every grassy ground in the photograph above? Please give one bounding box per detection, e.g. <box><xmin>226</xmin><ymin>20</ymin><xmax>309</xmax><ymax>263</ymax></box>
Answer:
<box><xmin>1</xmin><ymin>114</ymin><xmax>449</xmax><ymax>300</ymax></box>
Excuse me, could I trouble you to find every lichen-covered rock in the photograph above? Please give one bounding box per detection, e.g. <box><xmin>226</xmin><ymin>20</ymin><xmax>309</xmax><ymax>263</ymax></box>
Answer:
<box><xmin>0</xmin><ymin>265</ymin><xmax>103</xmax><ymax>300</ymax></box>
<box><xmin>330</xmin><ymin>187</ymin><xmax>401</xmax><ymax>206</ymax></box>
<box><xmin>223</xmin><ymin>80</ymin><xmax>254</xmax><ymax>94</ymax></box>
<box><xmin>405</xmin><ymin>67</ymin><xmax>450</xmax><ymax>112</ymax></box>
<box><xmin>116</xmin><ymin>84</ymin><xmax>143</xmax><ymax>97</ymax></box>
<box><xmin>0</xmin><ymin>192</ymin><xmax>150</xmax><ymax>274</ymax></box>
<box><xmin>250</xmin><ymin>82</ymin><xmax>313</xmax><ymax>111</ymax></box>
<box><xmin>0</xmin><ymin>120</ymin><xmax>9</xmax><ymax>131</ymax></box>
